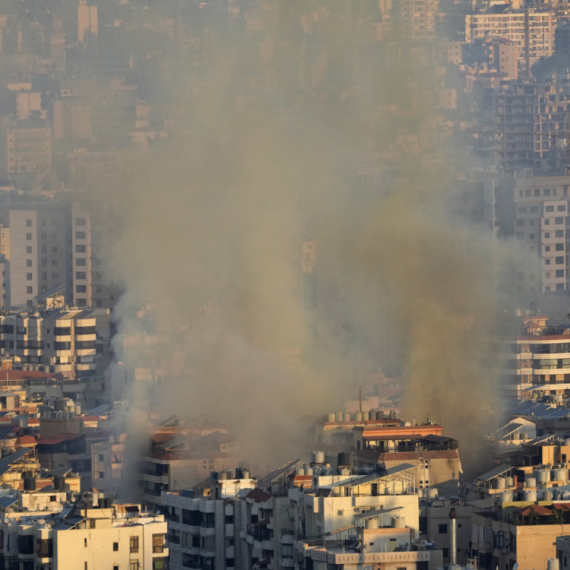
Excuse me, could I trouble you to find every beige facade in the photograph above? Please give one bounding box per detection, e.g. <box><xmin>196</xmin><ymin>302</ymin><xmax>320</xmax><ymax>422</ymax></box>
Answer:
<box><xmin>5</xmin><ymin>127</ymin><xmax>51</xmax><ymax>174</ymax></box>
<box><xmin>466</xmin><ymin>9</ymin><xmax>555</xmax><ymax>69</ymax></box>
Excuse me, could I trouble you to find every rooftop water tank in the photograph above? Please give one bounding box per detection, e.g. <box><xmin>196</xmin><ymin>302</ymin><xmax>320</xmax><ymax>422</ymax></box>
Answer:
<box><xmin>313</xmin><ymin>451</ymin><xmax>325</xmax><ymax>464</ymax></box>
<box><xmin>523</xmin><ymin>490</ymin><xmax>537</xmax><ymax>501</ymax></box>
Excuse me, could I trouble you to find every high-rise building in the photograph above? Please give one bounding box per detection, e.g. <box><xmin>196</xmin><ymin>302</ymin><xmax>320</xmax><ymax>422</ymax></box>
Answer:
<box><xmin>77</xmin><ymin>1</ymin><xmax>98</xmax><ymax>44</ymax></box>
<box><xmin>495</xmin><ymin>174</ymin><xmax>570</xmax><ymax>296</ymax></box>
<box><xmin>8</xmin><ymin>208</ymin><xmax>69</xmax><ymax>308</ymax></box>
<box><xmin>399</xmin><ymin>0</ymin><xmax>439</xmax><ymax>42</ymax></box>
<box><xmin>493</xmin><ymin>85</ymin><xmax>570</xmax><ymax>171</ymax></box>
<box><xmin>2</xmin><ymin>127</ymin><xmax>51</xmax><ymax>176</ymax></box>
<box><xmin>466</xmin><ymin>7</ymin><xmax>555</xmax><ymax>70</ymax></box>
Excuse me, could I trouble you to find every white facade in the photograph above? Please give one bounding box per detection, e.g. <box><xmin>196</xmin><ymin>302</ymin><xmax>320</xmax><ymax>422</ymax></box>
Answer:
<box><xmin>0</xmin><ymin>307</ymin><xmax>110</xmax><ymax>378</ymax></box>
<box><xmin>8</xmin><ymin>209</ymin><xmax>68</xmax><ymax>308</ymax></box>
<box><xmin>162</xmin><ymin>476</ymin><xmax>256</xmax><ymax>570</ymax></box>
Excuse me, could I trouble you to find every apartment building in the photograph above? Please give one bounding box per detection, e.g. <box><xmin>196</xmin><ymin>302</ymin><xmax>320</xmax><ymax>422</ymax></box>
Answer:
<box><xmin>77</xmin><ymin>1</ymin><xmax>98</xmax><ymax>44</ymax></box>
<box><xmin>465</xmin><ymin>7</ymin><xmax>555</xmax><ymax>70</ymax></box>
<box><xmin>71</xmin><ymin>201</ymin><xmax>120</xmax><ymax>309</ymax></box>
<box><xmin>502</xmin><ymin>316</ymin><xmax>570</xmax><ymax>400</ymax></box>
<box><xmin>493</xmin><ymin>85</ymin><xmax>570</xmax><ymax>171</ymax></box>
<box><xmin>0</xmin><ymin>492</ymin><xmax>167</xmax><ymax>570</ymax></box>
<box><xmin>0</xmin><ymin>307</ymin><xmax>111</xmax><ymax>379</ymax></box>
<box><xmin>289</xmin><ymin>464</ymin><xmax>444</xmax><ymax>570</ymax></box>
<box><xmin>141</xmin><ymin>431</ymin><xmax>240</xmax><ymax>509</ymax></box>
<box><xmin>91</xmin><ymin>434</ymin><xmax>126</xmax><ymax>496</ymax></box>
<box><xmin>2</xmin><ymin>127</ymin><xmax>51</xmax><ymax>176</ymax></box>
<box><xmin>495</xmin><ymin>174</ymin><xmax>570</xmax><ymax>296</ymax></box>
<box><xmin>162</xmin><ymin>469</ymin><xmax>255</xmax><ymax>570</ymax></box>
<box><xmin>472</xmin><ymin>500</ymin><xmax>570</xmax><ymax>570</ymax></box>
<box><xmin>399</xmin><ymin>0</ymin><xmax>439</xmax><ymax>42</ymax></box>
<box><xmin>8</xmin><ymin>208</ymin><xmax>69</xmax><ymax>308</ymax></box>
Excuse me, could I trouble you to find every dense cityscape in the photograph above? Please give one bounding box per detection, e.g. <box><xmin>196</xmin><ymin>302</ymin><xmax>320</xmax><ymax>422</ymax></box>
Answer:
<box><xmin>3</xmin><ymin>0</ymin><xmax>570</xmax><ymax>570</ymax></box>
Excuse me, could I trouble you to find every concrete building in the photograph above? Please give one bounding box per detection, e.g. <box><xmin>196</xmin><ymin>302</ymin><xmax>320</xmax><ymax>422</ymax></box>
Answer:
<box><xmin>503</xmin><ymin>316</ymin><xmax>570</xmax><ymax>400</ymax></box>
<box><xmin>288</xmin><ymin>463</ymin><xmax>444</xmax><ymax>570</ymax></box>
<box><xmin>494</xmin><ymin>174</ymin><xmax>570</xmax><ymax>296</ymax></box>
<box><xmin>141</xmin><ymin>432</ymin><xmax>240</xmax><ymax>509</ymax></box>
<box><xmin>298</xmin><ymin>526</ymin><xmax>443</xmax><ymax>570</ymax></box>
<box><xmin>0</xmin><ymin>307</ymin><xmax>110</xmax><ymax>379</ymax></box>
<box><xmin>91</xmin><ymin>434</ymin><xmax>126</xmax><ymax>496</ymax></box>
<box><xmin>71</xmin><ymin>201</ymin><xmax>119</xmax><ymax>309</ymax></box>
<box><xmin>399</xmin><ymin>0</ymin><xmax>438</xmax><ymax>42</ymax></box>
<box><xmin>8</xmin><ymin>208</ymin><xmax>69</xmax><ymax>308</ymax></box>
<box><xmin>493</xmin><ymin>86</ymin><xmax>570</xmax><ymax>171</ymax></box>
<box><xmin>77</xmin><ymin>1</ymin><xmax>98</xmax><ymax>44</ymax></box>
<box><xmin>472</xmin><ymin>499</ymin><xmax>570</xmax><ymax>570</ymax></box>
<box><xmin>162</xmin><ymin>469</ymin><xmax>256</xmax><ymax>570</ymax></box>
<box><xmin>420</xmin><ymin>497</ymin><xmax>472</xmax><ymax>565</ymax></box>
<box><xmin>465</xmin><ymin>8</ymin><xmax>555</xmax><ymax>70</ymax></box>
<box><xmin>3</xmin><ymin>127</ymin><xmax>51</xmax><ymax>176</ymax></box>
<box><xmin>0</xmin><ymin>491</ymin><xmax>167</xmax><ymax>570</ymax></box>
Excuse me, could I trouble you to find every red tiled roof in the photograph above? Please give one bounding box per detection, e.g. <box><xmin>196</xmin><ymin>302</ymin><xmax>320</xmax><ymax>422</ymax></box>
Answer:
<box><xmin>518</xmin><ymin>505</ymin><xmax>552</xmax><ymax>516</ymax></box>
<box><xmin>16</xmin><ymin>436</ymin><xmax>36</xmax><ymax>445</ymax></box>
<box><xmin>81</xmin><ymin>416</ymin><xmax>101</xmax><ymax>421</ymax></box>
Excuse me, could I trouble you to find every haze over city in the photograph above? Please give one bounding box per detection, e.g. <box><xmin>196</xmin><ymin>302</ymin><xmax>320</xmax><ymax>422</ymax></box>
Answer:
<box><xmin>0</xmin><ymin>0</ymin><xmax>569</xmax><ymax>569</ymax></box>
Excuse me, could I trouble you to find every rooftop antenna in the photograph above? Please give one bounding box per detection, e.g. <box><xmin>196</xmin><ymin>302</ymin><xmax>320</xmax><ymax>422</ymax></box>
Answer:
<box><xmin>359</xmin><ymin>386</ymin><xmax>362</xmax><ymax>414</ymax></box>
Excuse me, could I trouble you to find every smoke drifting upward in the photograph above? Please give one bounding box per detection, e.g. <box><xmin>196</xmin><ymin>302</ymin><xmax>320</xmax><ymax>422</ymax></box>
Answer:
<box><xmin>99</xmin><ymin>0</ymin><xmax>510</xmax><ymax>481</ymax></box>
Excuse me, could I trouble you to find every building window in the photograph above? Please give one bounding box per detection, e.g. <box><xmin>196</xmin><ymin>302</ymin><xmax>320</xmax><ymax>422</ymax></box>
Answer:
<box><xmin>557</xmin><ymin>270</ymin><xmax>565</xmax><ymax>278</ymax></box>
<box><xmin>546</xmin><ymin>205</ymin><xmax>555</xmax><ymax>212</ymax></box>
<box><xmin>51</xmin><ymin>260</ymin><xmax>58</xmax><ymax>266</ymax></box>
<box><xmin>76</xmin><ymin>231</ymin><xmax>86</xmax><ymax>239</ymax></box>
<box><xmin>546</xmin><ymin>259</ymin><xmax>551</xmax><ymax>265</ymax></box>
<box><xmin>26</xmin><ymin>260</ymin><xmax>32</xmax><ymax>267</ymax></box>
<box><xmin>556</xmin><ymin>243</ymin><xmax>564</xmax><ymax>251</ymax></box>
<box><xmin>76</xmin><ymin>218</ymin><xmax>86</xmax><ymax>226</ymax></box>
<box><xmin>76</xmin><ymin>272</ymin><xmax>86</xmax><ymax>280</ymax></box>
<box><xmin>25</xmin><ymin>219</ymin><xmax>32</xmax><ymax>227</ymax></box>
<box><xmin>516</xmin><ymin>219</ymin><xmax>524</xmax><ymax>226</ymax></box>
<box><xmin>559</xmin><ymin>205</ymin><xmax>566</xmax><ymax>212</ymax></box>
<box><xmin>76</xmin><ymin>245</ymin><xmax>86</xmax><ymax>253</ymax></box>
<box><xmin>76</xmin><ymin>258</ymin><xmax>86</xmax><ymax>267</ymax></box>
<box><xmin>130</xmin><ymin>562</ymin><xmax>139</xmax><ymax>570</ymax></box>
<box><xmin>98</xmin><ymin>472</ymin><xmax>104</xmax><ymax>479</ymax></box>
<box><xmin>25</xmin><ymin>233</ymin><xmax>32</xmax><ymax>240</ymax></box>
<box><xmin>52</xmin><ymin>246</ymin><xmax>58</xmax><ymax>253</ymax></box>
<box><xmin>26</xmin><ymin>246</ymin><xmax>32</xmax><ymax>254</ymax></box>
<box><xmin>152</xmin><ymin>561</ymin><xmax>165</xmax><ymax>570</ymax></box>
<box><xmin>556</xmin><ymin>217</ymin><xmax>564</xmax><ymax>224</ymax></box>
<box><xmin>130</xmin><ymin>536</ymin><xmax>139</xmax><ymax>553</ymax></box>
<box><xmin>76</xmin><ymin>285</ymin><xmax>87</xmax><ymax>293</ymax></box>
<box><xmin>546</xmin><ymin>246</ymin><xmax>551</xmax><ymax>252</ymax></box>
<box><xmin>27</xmin><ymin>287</ymin><xmax>33</xmax><ymax>294</ymax></box>
<box><xmin>152</xmin><ymin>534</ymin><xmax>164</xmax><ymax>553</ymax></box>
<box><xmin>26</xmin><ymin>273</ymin><xmax>32</xmax><ymax>281</ymax></box>
<box><xmin>113</xmin><ymin>542</ymin><xmax>118</xmax><ymax>551</ymax></box>
<box><xmin>439</xmin><ymin>524</ymin><xmax>448</xmax><ymax>534</ymax></box>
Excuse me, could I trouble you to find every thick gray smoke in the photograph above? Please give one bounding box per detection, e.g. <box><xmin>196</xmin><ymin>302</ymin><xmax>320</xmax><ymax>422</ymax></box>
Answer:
<box><xmin>99</xmin><ymin>1</ymin><xmax>512</xmax><ymax>484</ymax></box>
